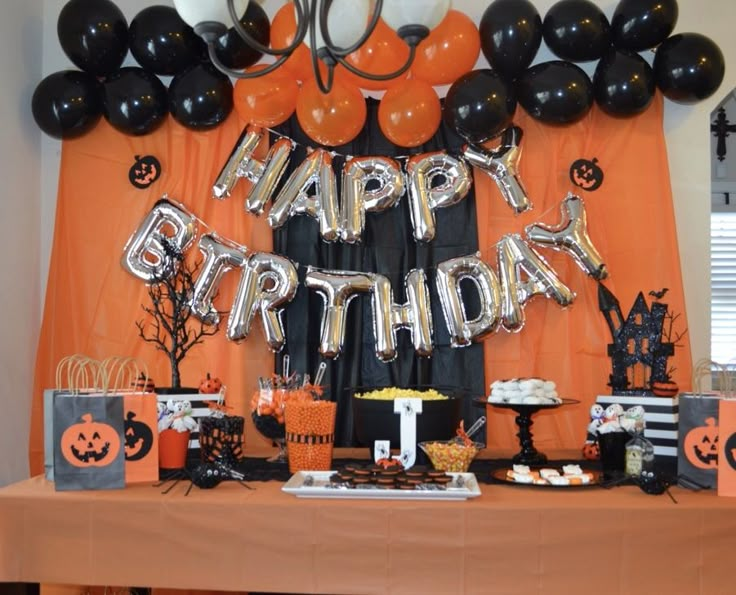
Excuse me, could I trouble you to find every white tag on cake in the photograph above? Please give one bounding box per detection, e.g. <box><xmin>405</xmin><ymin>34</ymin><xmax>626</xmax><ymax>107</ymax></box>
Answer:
<box><xmin>394</xmin><ymin>397</ymin><xmax>422</xmax><ymax>469</ymax></box>
<box><xmin>373</xmin><ymin>440</ymin><xmax>390</xmax><ymax>462</ymax></box>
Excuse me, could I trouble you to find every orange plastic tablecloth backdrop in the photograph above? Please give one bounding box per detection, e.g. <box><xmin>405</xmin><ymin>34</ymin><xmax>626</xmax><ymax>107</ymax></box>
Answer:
<box><xmin>30</xmin><ymin>93</ymin><xmax>691</xmax><ymax>475</ymax></box>
<box><xmin>29</xmin><ymin>114</ymin><xmax>275</xmax><ymax>475</ymax></box>
<box><xmin>477</xmin><ymin>93</ymin><xmax>691</xmax><ymax>451</ymax></box>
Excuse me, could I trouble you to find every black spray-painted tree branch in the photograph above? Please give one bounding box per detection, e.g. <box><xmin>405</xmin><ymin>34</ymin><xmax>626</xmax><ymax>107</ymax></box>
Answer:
<box><xmin>136</xmin><ymin>239</ymin><xmax>219</xmax><ymax>388</ymax></box>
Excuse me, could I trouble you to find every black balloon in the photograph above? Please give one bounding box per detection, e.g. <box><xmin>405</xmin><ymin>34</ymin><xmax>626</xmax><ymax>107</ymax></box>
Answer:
<box><xmin>169</xmin><ymin>63</ymin><xmax>234</xmax><ymax>131</ymax></box>
<box><xmin>654</xmin><ymin>33</ymin><xmax>726</xmax><ymax>104</ymax></box>
<box><xmin>31</xmin><ymin>70</ymin><xmax>102</xmax><ymax>139</ymax></box>
<box><xmin>543</xmin><ymin>0</ymin><xmax>611</xmax><ymax>62</ymax></box>
<box><xmin>214</xmin><ymin>1</ymin><xmax>271</xmax><ymax>70</ymax></box>
<box><xmin>443</xmin><ymin>69</ymin><xmax>517</xmax><ymax>144</ymax></box>
<box><xmin>517</xmin><ymin>61</ymin><xmax>593</xmax><ymax>125</ymax></box>
<box><xmin>101</xmin><ymin>67</ymin><xmax>168</xmax><ymax>136</ymax></box>
<box><xmin>57</xmin><ymin>0</ymin><xmax>128</xmax><ymax>77</ymax></box>
<box><xmin>594</xmin><ymin>50</ymin><xmax>655</xmax><ymax>117</ymax></box>
<box><xmin>129</xmin><ymin>6</ymin><xmax>205</xmax><ymax>76</ymax></box>
<box><xmin>611</xmin><ymin>0</ymin><xmax>678</xmax><ymax>52</ymax></box>
<box><xmin>479</xmin><ymin>0</ymin><xmax>542</xmax><ymax>81</ymax></box>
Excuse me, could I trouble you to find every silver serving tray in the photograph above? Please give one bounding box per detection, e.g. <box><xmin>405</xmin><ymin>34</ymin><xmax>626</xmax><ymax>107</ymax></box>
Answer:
<box><xmin>282</xmin><ymin>471</ymin><xmax>482</xmax><ymax>500</ymax></box>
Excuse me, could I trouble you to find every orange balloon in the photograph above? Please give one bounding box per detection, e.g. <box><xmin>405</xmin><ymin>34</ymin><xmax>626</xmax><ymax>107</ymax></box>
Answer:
<box><xmin>296</xmin><ymin>78</ymin><xmax>367</xmax><ymax>146</ymax></box>
<box><xmin>233</xmin><ymin>64</ymin><xmax>299</xmax><ymax>127</ymax></box>
<box><xmin>411</xmin><ymin>10</ymin><xmax>481</xmax><ymax>86</ymax></box>
<box><xmin>270</xmin><ymin>4</ymin><xmax>314</xmax><ymax>82</ymax></box>
<box><xmin>343</xmin><ymin>19</ymin><xmax>410</xmax><ymax>91</ymax></box>
<box><xmin>378</xmin><ymin>78</ymin><xmax>441</xmax><ymax>148</ymax></box>
<box><xmin>270</xmin><ymin>3</ymin><xmax>333</xmax><ymax>83</ymax></box>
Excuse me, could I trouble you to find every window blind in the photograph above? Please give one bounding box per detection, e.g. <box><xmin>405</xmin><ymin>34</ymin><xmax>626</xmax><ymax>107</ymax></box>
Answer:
<box><xmin>711</xmin><ymin>211</ymin><xmax>736</xmax><ymax>364</ymax></box>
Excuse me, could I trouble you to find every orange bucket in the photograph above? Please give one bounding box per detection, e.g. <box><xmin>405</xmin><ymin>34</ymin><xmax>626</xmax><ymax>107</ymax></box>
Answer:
<box><xmin>158</xmin><ymin>429</ymin><xmax>191</xmax><ymax>469</ymax></box>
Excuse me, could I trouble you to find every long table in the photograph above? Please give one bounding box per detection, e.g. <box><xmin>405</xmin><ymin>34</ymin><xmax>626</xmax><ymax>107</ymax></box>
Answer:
<box><xmin>1</xmin><ymin>464</ymin><xmax>735</xmax><ymax>595</ymax></box>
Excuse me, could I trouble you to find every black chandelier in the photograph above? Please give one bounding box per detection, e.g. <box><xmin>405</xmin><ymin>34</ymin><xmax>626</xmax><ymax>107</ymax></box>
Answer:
<box><xmin>174</xmin><ymin>0</ymin><xmax>450</xmax><ymax>93</ymax></box>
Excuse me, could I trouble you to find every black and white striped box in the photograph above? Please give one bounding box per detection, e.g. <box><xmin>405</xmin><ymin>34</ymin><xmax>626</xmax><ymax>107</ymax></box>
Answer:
<box><xmin>596</xmin><ymin>395</ymin><xmax>679</xmax><ymax>458</ymax></box>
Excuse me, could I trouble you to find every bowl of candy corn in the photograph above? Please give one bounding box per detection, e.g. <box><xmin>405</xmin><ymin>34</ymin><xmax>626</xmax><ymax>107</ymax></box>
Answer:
<box><xmin>418</xmin><ymin>418</ymin><xmax>486</xmax><ymax>472</ymax></box>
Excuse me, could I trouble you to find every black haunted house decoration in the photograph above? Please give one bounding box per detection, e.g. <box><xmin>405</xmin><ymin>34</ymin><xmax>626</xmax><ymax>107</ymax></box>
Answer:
<box><xmin>597</xmin><ymin>283</ymin><xmax>674</xmax><ymax>395</ymax></box>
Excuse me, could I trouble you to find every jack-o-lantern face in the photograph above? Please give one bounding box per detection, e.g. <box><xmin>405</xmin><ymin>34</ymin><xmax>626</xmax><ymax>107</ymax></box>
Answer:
<box><xmin>684</xmin><ymin>417</ymin><xmax>719</xmax><ymax>469</ymax></box>
<box><xmin>128</xmin><ymin>154</ymin><xmax>161</xmax><ymax>189</ymax></box>
<box><xmin>582</xmin><ymin>441</ymin><xmax>600</xmax><ymax>461</ymax></box>
<box><xmin>723</xmin><ymin>432</ymin><xmax>736</xmax><ymax>471</ymax></box>
<box><xmin>124</xmin><ymin>411</ymin><xmax>154</xmax><ymax>461</ymax></box>
<box><xmin>61</xmin><ymin>413</ymin><xmax>121</xmax><ymax>468</ymax></box>
<box><xmin>569</xmin><ymin>157</ymin><xmax>604</xmax><ymax>191</ymax></box>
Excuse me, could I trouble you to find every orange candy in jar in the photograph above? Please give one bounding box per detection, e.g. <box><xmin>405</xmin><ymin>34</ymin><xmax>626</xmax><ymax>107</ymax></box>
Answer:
<box><xmin>285</xmin><ymin>400</ymin><xmax>337</xmax><ymax>473</ymax></box>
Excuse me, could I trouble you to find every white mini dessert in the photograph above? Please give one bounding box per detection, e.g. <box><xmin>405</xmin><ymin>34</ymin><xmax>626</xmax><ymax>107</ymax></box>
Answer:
<box><xmin>487</xmin><ymin>378</ymin><xmax>562</xmax><ymax>404</ymax></box>
<box><xmin>539</xmin><ymin>468</ymin><xmax>560</xmax><ymax>479</ymax></box>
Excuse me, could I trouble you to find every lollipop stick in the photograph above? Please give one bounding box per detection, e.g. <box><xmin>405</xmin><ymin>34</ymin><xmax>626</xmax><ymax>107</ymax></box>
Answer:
<box><xmin>314</xmin><ymin>361</ymin><xmax>327</xmax><ymax>386</ymax></box>
<box><xmin>282</xmin><ymin>354</ymin><xmax>290</xmax><ymax>380</ymax></box>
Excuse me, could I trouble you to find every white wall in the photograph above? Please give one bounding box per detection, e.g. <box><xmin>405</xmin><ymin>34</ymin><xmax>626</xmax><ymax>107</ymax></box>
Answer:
<box><xmin>21</xmin><ymin>0</ymin><xmax>728</xmax><ymax>485</ymax></box>
<box><xmin>664</xmin><ymin>1</ymin><xmax>733</xmax><ymax>368</ymax></box>
<box><xmin>0</xmin><ymin>0</ymin><xmax>43</xmax><ymax>486</ymax></box>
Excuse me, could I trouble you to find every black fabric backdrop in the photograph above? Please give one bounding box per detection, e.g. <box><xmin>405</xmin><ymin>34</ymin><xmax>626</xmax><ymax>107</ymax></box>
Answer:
<box><xmin>272</xmin><ymin>99</ymin><xmax>485</xmax><ymax>446</ymax></box>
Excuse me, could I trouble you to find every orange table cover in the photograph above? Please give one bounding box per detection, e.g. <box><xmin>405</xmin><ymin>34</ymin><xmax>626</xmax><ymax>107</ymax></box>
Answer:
<box><xmin>1</xmin><ymin>467</ymin><xmax>734</xmax><ymax>594</ymax></box>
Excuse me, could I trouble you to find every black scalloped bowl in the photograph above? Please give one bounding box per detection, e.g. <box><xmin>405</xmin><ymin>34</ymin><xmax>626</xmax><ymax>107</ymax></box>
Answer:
<box><xmin>350</xmin><ymin>386</ymin><xmax>465</xmax><ymax>450</ymax></box>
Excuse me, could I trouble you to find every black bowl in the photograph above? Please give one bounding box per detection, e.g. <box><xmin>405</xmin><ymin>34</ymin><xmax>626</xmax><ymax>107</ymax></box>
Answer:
<box><xmin>350</xmin><ymin>386</ymin><xmax>466</xmax><ymax>450</ymax></box>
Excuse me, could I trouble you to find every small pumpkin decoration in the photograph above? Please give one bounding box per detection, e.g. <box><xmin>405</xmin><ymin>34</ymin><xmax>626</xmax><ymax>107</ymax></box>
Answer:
<box><xmin>199</xmin><ymin>372</ymin><xmax>223</xmax><ymax>394</ymax></box>
<box><xmin>124</xmin><ymin>411</ymin><xmax>154</xmax><ymax>461</ymax></box>
<box><xmin>131</xmin><ymin>372</ymin><xmax>155</xmax><ymax>393</ymax></box>
<box><xmin>582</xmin><ymin>441</ymin><xmax>600</xmax><ymax>461</ymax></box>
<box><xmin>61</xmin><ymin>413</ymin><xmax>121</xmax><ymax>468</ymax></box>
<box><xmin>569</xmin><ymin>157</ymin><xmax>604</xmax><ymax>191</ymax></box>
<box><xmin>651</xmin><ymin>380</ymin><xmax>679</xmax><ymax>398</ymax></box>
<box><xmin>684</xmin><ymin>417</ymin><xmax>719</xmax><ymax>469</ymax></box>
<box><xmin>128</xmin><ymin>154</ymin><xmax>161</xmax><ymax>189</ymax></box>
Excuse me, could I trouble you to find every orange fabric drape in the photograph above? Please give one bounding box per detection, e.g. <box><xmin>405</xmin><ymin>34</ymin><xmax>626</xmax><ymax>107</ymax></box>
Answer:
<box><xmin>476</xmin><ymin>93</ymin><xmax>691</xmax><ymax>451</ymax></box>
<box><xmin>30</xmin><ymin>115</ymin><xmax>274</xmax><ymax>475</ymax></box>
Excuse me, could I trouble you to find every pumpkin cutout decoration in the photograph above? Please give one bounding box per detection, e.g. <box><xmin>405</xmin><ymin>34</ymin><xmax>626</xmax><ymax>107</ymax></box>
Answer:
<box><xmin>60</xmin><ymin>413</ymin><xmax>121</xmax><ymax>468</ymax></box>
<box><xmin>723</xmin><ymin>431</ymin><xmax>736</xmax><ymax>471</ymax></box>
<box><xmin>128</xmin><ymin>154</ymin><xmax>161</xmax><ymax>189</ymax></box>
<box><xmin>124</xmin><ymin>411</ymin><xmax>154</xmax><ymax>461</ymax></box>
<box><xmin>199</xmin><ymin>372</ymin><xmax>223</xmax><ymax>394</ymax></box>
<box><xmin>683</xmin><ymin>417</ymin><xmax>719</xmax><ymax>469</ymax></box>
<box><xmin>582</xmin><ymin>441</ymin><xmax>600</xmax><ymax>461</ymax></box>
<box><xmin>651</xmin><ymin>380</ymin><xmax>679</xmax><ymax>397</ymax></box>
<box><xmin>569</xmin><ymin>157</ymin><xmax>604</xmax><ymax>191</ymax></box>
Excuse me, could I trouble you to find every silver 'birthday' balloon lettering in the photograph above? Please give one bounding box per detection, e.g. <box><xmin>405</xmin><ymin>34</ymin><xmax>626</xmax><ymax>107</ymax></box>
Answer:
<box><xmin>189</xmin><ymin>234</ymin><xmax>247</xmax><ymax>326</ymax></box>
<box><xmin>227</xmin><ymin>252</ymin><xmax>298</xmax><ymax>351</ymax></box>
<box><xmin>305</xmin><ymin>268</ymin><xmax>374</xmax><ymax>358</ymax></box>
<box><xmin>525</xmin><ymin>193</ymin><xmax>608</xmax><ymax>280</ymax></box>
<box><xmin>497</xmin><ymin>234</ymin><xmax>575</xmax><ymax>331</ymax></box>
<box><xmin>435</xmin><ymin>254</ymin><xmax>502</xmax><ymax>347</ymax></box>
<box><xmin>121</xmin><ymin>197</ymin><xmax>198</xmax><ymax>283</ymax></box>
<box><xmin>371</xmin><ymin>269</ymin><xmax>434</xmax><ymax>361</ymax></box>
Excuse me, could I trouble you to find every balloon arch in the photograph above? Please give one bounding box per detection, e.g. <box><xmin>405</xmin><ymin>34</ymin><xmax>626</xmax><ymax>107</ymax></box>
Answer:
<box><xmin>33</xmin><ymin>0</ymin><xmax>725</xmax><ymax>146</ymax></box>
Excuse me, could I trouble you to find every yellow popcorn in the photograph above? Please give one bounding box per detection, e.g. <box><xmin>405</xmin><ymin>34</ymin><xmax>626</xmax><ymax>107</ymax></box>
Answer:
<box><xmin>354</xmin><ymin>387</ymin><xmax>449</xmax><ymax>401</ymax></box>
